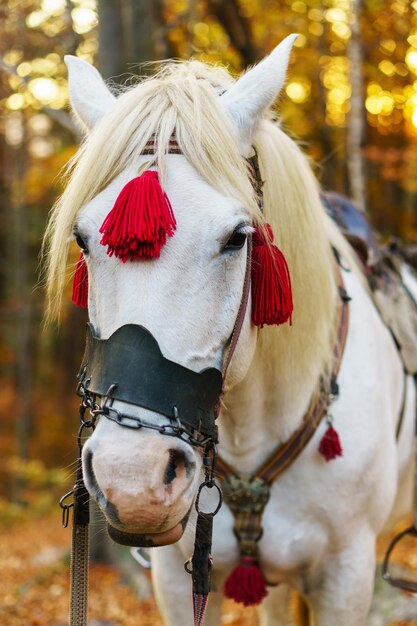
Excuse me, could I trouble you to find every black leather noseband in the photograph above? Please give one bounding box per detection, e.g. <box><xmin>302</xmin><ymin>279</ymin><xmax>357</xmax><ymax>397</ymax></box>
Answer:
<box><xmin>78</xmin><ymin>323</ymin><xmax>223</xmax><ymax>442</ymax></box>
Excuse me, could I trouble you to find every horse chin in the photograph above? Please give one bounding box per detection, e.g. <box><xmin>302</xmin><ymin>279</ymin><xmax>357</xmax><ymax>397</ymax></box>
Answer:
<box><xmin>107</xmin><ymin>510</ymin><xmax>191</xmax><ymax>547</ymax></box>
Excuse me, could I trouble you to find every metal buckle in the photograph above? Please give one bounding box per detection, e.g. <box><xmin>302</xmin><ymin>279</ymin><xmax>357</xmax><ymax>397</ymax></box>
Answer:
<box><xmin>76</xmin><ymin>365</ymin><xmax>88</xmax><ymax>397</ymax></box>
<box><xmin>171</xmin><ymin>405</ymin><xmax>183</xmax><ymax>434</ymax></box>
<box><xmin>102</xmin><ymin>383</ymin><xmax>118</xmax><ymax>410</ymax></box>
<box><xmin>59</xmin><ymin>490</ymin><xmax>74</xmax><ymax>528</ymax></box>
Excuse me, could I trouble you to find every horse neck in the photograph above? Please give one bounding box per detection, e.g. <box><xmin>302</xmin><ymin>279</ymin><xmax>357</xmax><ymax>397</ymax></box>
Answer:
<box><xmin>219</xmin><ymin>263</ymin><xmax>337</xmax><ymax>474</ymax></box>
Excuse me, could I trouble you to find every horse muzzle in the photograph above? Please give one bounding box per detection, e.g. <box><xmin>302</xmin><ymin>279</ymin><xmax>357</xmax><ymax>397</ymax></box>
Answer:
<box><xmin>82</xmin><ymin>421</ymin><xmax>199</xmax><ymax>545</ymax></box>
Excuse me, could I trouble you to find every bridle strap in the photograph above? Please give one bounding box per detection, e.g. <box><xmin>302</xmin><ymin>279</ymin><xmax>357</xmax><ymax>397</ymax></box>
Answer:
<box><xmin>216</xmin><ymin>261</ymin><xmax>350</xmax><ymax>485</ymax></box>
<box><xmin>220</xmin><ymin>236</ymin><xmax>253</xmax><ymax>388</ymax></box>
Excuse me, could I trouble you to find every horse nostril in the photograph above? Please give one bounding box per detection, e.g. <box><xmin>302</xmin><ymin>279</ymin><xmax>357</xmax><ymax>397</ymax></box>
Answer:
<box><xmin>83</xmin><ymin>447</ymin><xmax>94</xmax><ymax>482</ymax></box>
<box><xmin>163</xmin><ymin>448</ymin><xmax>194</xmax><ymax>485</ymax></box>
<box><xmin>82</xmin><ymin>447</ymin><xmax>104</xmax><ymax>504</ymax></box>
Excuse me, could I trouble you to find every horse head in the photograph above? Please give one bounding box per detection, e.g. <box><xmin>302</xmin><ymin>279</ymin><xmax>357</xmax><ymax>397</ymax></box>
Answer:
<box><xmin>48</xmin><ymin>36</ymin><xmax>297</xmax><ymax>547</ymax></box>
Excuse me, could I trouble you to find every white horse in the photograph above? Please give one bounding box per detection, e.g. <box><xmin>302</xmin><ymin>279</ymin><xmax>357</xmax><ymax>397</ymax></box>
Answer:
<box><xmin>44</xmin><ymin>36</ymin><xmax>416</xmax><ymax>626</ymax></box>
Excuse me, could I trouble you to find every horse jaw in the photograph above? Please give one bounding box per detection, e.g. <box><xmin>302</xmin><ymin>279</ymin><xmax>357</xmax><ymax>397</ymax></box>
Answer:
<box><xmin>220</xmin><ymin>34</ymin><xmax>298</xmax><ymax>156</ymax></box>
<box><xmin>65</xmin><ymin>55</ymin><xmax>115</xmax><ymax>132</ymax></box>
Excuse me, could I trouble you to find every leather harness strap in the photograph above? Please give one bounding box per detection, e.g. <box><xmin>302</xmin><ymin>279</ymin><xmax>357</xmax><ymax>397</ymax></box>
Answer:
<box><xmin>216</xmin><ymin>263</ymin><xmax>350</xmax><ymax>486</ymax></box>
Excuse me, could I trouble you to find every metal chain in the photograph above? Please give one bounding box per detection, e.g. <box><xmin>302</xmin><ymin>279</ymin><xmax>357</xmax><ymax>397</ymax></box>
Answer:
<box><xmin>77</xmin><ymin>375</ymin><xmax>218</xmax><ymax>448</ymax></box>
<box><xmin>93</xmin><ymin>404</ymin><xmax>215</xmax><ymax>448</ymax></box>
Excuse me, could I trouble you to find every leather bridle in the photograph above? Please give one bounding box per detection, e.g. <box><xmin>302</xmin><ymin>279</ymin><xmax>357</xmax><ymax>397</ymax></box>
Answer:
<box><xmin>59</xmin><ymin>141</ymin><xmax>259</xmax><ymax>626</ymax></box>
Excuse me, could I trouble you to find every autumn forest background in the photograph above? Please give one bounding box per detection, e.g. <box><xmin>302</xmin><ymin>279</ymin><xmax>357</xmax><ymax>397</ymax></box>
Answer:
<box><xmin>2</xmin><ymin>0</ymin><xmax>417</xmax><ymax>624</ymax></box>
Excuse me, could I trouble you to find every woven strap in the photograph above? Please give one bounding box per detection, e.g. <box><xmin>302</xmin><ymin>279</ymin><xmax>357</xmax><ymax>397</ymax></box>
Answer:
<box><xmin>142</xmin><ymin>137</ymin><xmax>182</xmax><ymax>155</ymax></box>
<box><xmin>69</xmin><ymin>523</ymin><xmax>89</xmax><ymax>626</ymax></box>
<box><xmin>216</xmin><ymin>263</ymin><xmax>350</xmax><ymax>486</ymax></box>
<box><xmin>68</xmin><ymin>452</ymin><xmax>91</xmax><ymax>626</ymax></box>
<box><xmin>141</xmin><ymin>136</ymin><xmax>261</xmax><ymax>196</ymax></box>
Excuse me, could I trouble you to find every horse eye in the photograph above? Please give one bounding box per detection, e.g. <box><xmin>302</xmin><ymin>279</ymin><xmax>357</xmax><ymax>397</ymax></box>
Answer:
<box><xmin>224</xmin><ymin>229</ymin><xmax>247</xmax><ymax>252</ymax></box>
<box><xmin>74</xmin><ymin>230</ymin><xmax>89</xmax><ymax>253</ymax></box>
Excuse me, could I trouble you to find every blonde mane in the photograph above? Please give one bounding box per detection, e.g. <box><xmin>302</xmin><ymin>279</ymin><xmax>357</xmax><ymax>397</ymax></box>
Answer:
<box><xmin>252</xmin><ymin>120</ymin><xmax>336</xmax><ymax>398</ymax></box>
<box><xmin>44</xmin><ymin>58</ymin><xmax>335</xmax><ymax>376</ymax></box>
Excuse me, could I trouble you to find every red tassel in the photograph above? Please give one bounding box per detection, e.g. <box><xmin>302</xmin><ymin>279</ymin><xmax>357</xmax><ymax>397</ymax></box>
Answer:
<box><xmin>223</xmin><ymin>556</ymin><xmax>268</xmax><ymax>606</ymax></box>
<box><xmin>319</xmin><ymin>424</ymin><xmax>343</xmax><ymax>462</ymax></box>
<box><xmin>99</xmin><ymin>170</ymin><xmax>176</xmax><ymax>262</ymax></box>
<box><xmin>72</xmin><ymin>253</ymin><xmax>88</xmax><ymax>308</ymax></box>
<box><xmin>251</xmin><ymin>224</ymin><xmax>293</xmax><ymax>327</ymax></box>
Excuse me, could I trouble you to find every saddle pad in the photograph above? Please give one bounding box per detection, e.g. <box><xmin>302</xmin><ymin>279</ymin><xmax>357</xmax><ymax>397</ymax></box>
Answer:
<box><xmin>371</xmin><ymin>254</ymin><xmax>417</xmax><ymax>375</ymax></box>
<box><xmin>323</xmin><ymin>192</ymin><xmax>417</xmax><ymax>375</ymax></box>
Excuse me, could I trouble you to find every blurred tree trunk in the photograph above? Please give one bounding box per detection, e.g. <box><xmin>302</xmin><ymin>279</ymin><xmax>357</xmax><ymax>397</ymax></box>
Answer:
<box><xmin>317</xmin><ymin>22</ymin><xmax>338</xmax><ymax>192</ymax></box>
<box><xmin>347</xmin><ymin>0</ymin><xmax>367</xmax><ymax>211</ymax></box>
<box><xmin>9</xmin><ymin>113</ymin><xmax>32</xmax><ymax>503</ymax></box>
<box><xmin>97</xmin><ymin>0</ymin><xmax>126</xmax><ymax>79</ymax></box>
<box><xmin>153</xmin><ymin>0</ymin><xmax>176</xmax><ymax>59</ymax></box>
<box><xmin>126</xmin><ymin>0</ymin><xmax>156</xmax><ymax>68</ymax></box>
<box><xmin>0</xmin><ymin>112</ymin><xmax>8</xmax><ymax>303</ymax></box>
<box><xmin>207</xmin><ymin>0</ymin><xmax>258</xmax><ymax>65</ymax></box>
<box><xmin>98</xmin><ymin>0</ymin><xmax>164</xmax><ymax>81</ymax></box>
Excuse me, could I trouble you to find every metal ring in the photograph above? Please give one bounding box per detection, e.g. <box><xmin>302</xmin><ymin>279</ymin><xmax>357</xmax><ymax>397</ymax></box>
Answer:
<box><xmin>59</xmin><ymin>490</ymin><xmax>74</xmax><ymax>528</ymax></box>
<box><xmin>184</xmin><ymin>558</ymin><xmax>193</xmax><ymax>574</ymax></box>
<box><xmin>382</xmin><ymin>525</ymin><xmax>417</xmax><ymax>592</ymax></box>
<box><xmin>195</xmin><ymin>481</ymin><xmax>223</xmax><ymax>516</ymax></box>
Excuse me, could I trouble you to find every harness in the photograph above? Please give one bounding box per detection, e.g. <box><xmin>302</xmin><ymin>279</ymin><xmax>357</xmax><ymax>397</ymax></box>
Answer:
<box><xmin>61</xmin><ymin>139</ymin><xmax>353</xmax><ymax>626</ymax></box>
<box><xmin>217</xmin><ymin>271</ymin><xmax>349</xmax><ymax>571</ymax></box>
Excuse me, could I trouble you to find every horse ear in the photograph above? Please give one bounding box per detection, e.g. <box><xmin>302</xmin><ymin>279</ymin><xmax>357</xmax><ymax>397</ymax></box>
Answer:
<box><xmin>64</xmin><ymin>55</ymin><xmax>116</xmax><ymax>133</ymax></box>
<box><xmin>220</xmin><ymin>34</ymin><xmax>298</xmax><ymax>155</ymax></box>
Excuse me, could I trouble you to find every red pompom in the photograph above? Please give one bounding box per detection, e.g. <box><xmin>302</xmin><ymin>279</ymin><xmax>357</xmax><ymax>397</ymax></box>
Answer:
<box><xmin>72</xmin><ymin>252</ymin><xmax>88</xmax><ymax>308</ymax></box>
<box><xmin>223</xmin><ymin>556</ymin><xmax>268</xmax><ymax>606</ymax></box>
<box><xmin>251</xmin><ymin>224</ymin><xmax>293</xmax><ymax>327</ymax></box>
<box><xmin>99</xmin><ymin>170</ymin><xmax>176</xmax><ymax>262</ymax></box>
<box><xmin>319</xmin><ymin>424</ymin><xmax>343</xmax><ymax>462</ymax></box>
